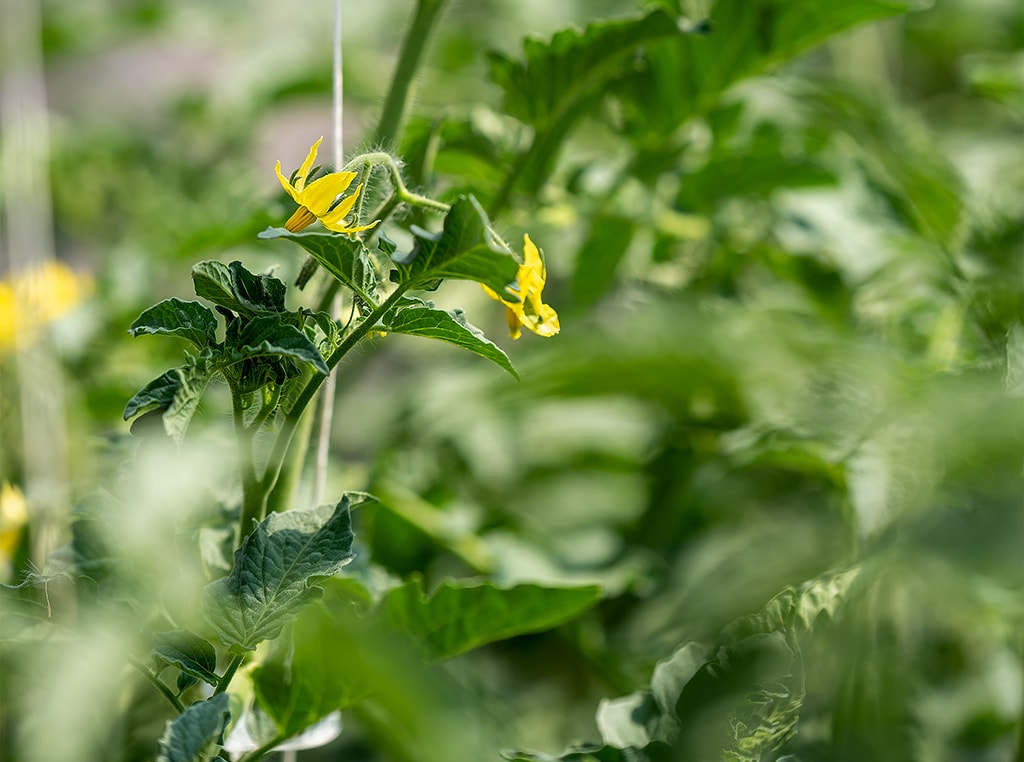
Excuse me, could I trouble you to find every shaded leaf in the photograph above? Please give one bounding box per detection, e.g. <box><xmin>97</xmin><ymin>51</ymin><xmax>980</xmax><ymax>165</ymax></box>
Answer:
<box><xmin>192</xmin><ymin>260</ymin><xmax>286</xmax><ymax>317</ymax></box>
<box><xmin>222</xmin><ymin>314</ymin><xmax>329</xmax><ymax>376</ymax></box>
<box><xmin>156</xmin><ymin>693</ymin><xmax>231</xmax><ymax>762</ymax></box>
<box><xmin>380</xmin><ymin>578</ymin><xmax>603</xmax><ymax>660</ymax></box>
<box><xmin>122</xmin><ymin>364</ymin><xmax>213</xmax><ymax>444</ymax></box>
<box><xmin>203</xmin><ymin>498</ymin><xmax>357</xmax><ymax>651</ymax></box>
<box><xmin>391</xmin><ymin>196</ymin><xmax>520</xmax><ymax>294</ymax></box>
<box><xmin>152</xmin><ymin>630</ymin><xmax>219</xmax><ymax>688</ymax></box>
<box><xmin>384</xmin><ymin>300</ymin><xmax>518</xmax><ymax>377</ymax></box>
<box><xmin>258</xmin><ymin>228</ymin><xmax>378</xmax><ymax>304</ymax></box>
<box><xmin>129</xmin><ymin>298</ymin><xmax>218</xmax><ymax>348</ymax></box>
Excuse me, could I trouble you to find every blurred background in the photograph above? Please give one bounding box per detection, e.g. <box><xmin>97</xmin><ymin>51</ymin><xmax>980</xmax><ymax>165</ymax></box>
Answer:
<box><xmin>0</xmin><ymin>0</ymin><xmax>1021</xmax><ymax>760</ymax></box>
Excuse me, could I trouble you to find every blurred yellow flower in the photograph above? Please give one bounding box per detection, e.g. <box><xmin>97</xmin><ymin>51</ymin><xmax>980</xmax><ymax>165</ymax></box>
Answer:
<box><xmin>482</xmin><ymin>234</ymin><xmax>560</xmax><ymax>340</ymax></box>
<box><xmin>0</xmin><ymin>261</ymin><xmax>92</xmax><ymax>353</ymax></box>
<box><xmin>0</xmin><ymin>483</ymin><xmax>28</xmax><ymax>579</ymax></box>
<box><xmin>276</xmin><ymin>137</ymin><xmax>380</xmax><ymax>235</ymax></box>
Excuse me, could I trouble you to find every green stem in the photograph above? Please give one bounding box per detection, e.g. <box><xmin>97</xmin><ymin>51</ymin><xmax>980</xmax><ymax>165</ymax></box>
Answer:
<box><xmin>231</xmin><ymin>378</ymin><xmax>263</xmax><ymax>542</ymax></box>
<box><xmin>345</xmin><ymin>152</ymin><xmax>450</xmax><ymax>214</ymax></box>
<box><xmin>129</xmin><ymin>656</ymin><xmax>185</xmax><ymax>714</ymax></box>
<box><xmin>260</xmin><ymin>285</ymin><xmax>411</xmax><ymax>509</ymax></box>
<box><xmin>214</xmin><ymin>652</ymin><xmax>245</xmax><ymax>696</ymax></box>
<box><xmin>374</xmin><ymin>0</ymin><xmax>451</xmax><ymax>147</ymax></box>
<box><xmin>237</xmin><ymin>735</ymin><xmax>288</xmax><ymax>762</ymax></box>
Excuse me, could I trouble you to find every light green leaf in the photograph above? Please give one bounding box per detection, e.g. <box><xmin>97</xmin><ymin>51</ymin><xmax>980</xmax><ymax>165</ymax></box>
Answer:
<box><xmin>202</xmin><ymin>498</ymin><xmax>356</xmax><ymax>651</ymax></box>
<box><xmin>380</xmin><ymin>578</ymin><xmax>603</xmax><ymax>660</ymax></box>
<box><xmin>129</xmin><ymin>298</ymin><xmax>218</xmax><ymax>348</ymax></box>
<box><xmin>156</xmin><ymin>693</ymin><xmax>231</xmax><ymax>762</ymax></box>
<box><xmin>384</xmin><ymin>300</ymin><xmax>518</xmax><ymax>378</ymax></box>
<box><xmin>572</xmin><ymin>213</ymin><xmax>635</xmax><ymax>307</ymax></box>
<box><xmin>223</xmin><ymin>314</ymin><xmax>329</xmax><ymax>376</ymax></box>
<box><xmin>192</xmin><ymin>260</ymin><xmax>287</xmax><ymax>317</ymax></box>
<box><xmin>391</xmin><ymin>196</ymin><xmax>520</xmax><ymax>294</ymax></box>
<box><xmin>122</xmin><ymin>364</ymin><xmax>213</xmax><ymax>444</ymax></box>
<box><xmin>258</xmin><ymin>228</ymin><xmax>378</xmax><ymax>305</ymax></box>
<box><xmin>151</xmin><ymin>630</ymin><xmax>219</xmax><ymax>688</ymax></box>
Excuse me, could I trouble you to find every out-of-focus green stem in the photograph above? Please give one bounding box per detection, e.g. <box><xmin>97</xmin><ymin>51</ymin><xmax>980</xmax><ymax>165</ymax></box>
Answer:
<box><xmin>129</xmin><ymin>656</ymin><xmax>185</xmax><ymax>714</ymax></box>
<box><xmin>230</xmin><ymin>377</ymin><xmax>262</xmax><ymax>543</ymax></box>
<box><xmin>374</xmin><ymin>0</ymin><xmax>451</xmax><ymax>147</ymax></box>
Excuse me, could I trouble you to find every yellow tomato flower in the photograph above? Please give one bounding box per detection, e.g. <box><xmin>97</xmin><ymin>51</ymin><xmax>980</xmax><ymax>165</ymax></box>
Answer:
<box><xmin>0</xmin><ymin>482</ymin><xmax>28</xmax><ymax>579</ymax></box>
<box><xmin>482</xmin><ymin>234</ymin><xmax>560</xmax><ymax>340</ymax></box>
<box><xmin>0</xmin><ymin>261</ymin><xmax>92</xmax><ymax>353</ymax></box>
<box><xmin>275</xmin><ymin>137</ymin><xmax>379</xmax><ymax>235</ymax></box>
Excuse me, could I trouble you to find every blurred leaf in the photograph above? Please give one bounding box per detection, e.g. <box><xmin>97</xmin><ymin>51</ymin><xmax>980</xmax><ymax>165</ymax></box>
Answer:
<box><xmin>961</xmin><ymin>51</ymin><xmax>1024</xmax><ymax>116</ymax></box>
<box><xmin>122</xmin><ymin>365</ymin><xmax>213</xmax><ymax>444</ymax></box>
<box><xmin>156</xmin><ymin>693</ymin><xmax>230</xmax><ymax>762</ymax></box>
<box><xmin>222</xmin><ymin>314</ymin><xmax>329</xmax><ymax>376</ymax></box>
<box><xmin>151</xmin><ymin>630</ymin><xmax>219</xmax><ymax>688</ymax></box>
<box><xmin>258</xmin><ymin>228</ymin><xmax>378</xmax><ymax>304</ymax></box>
<box><xmin>129</xmin><ymin>298</ymin><xmax>219</xmax><ymax>348</ymax></box>
<box><xmin>391</xmin><ymin>196</ymin><xmax>521</xmax><ymax>294</ymax></box>
<box><xmin>613</xmin><ymin>0</ymin><xmax>914</xmax><ymax>143</ymax></box>
<box><xmin>203</xmin><ymin>499</ymin><xmax>356</xmax><ymax>651</ymax></box>
<box><xmin>572</xmin><ymin>213</ymin><xmax>636</xmax><ymax>306</ymax></box>
<box><xmin>380</xmin><ymin>578</ymin><xmax>603</xmax><ymax>660</ymax></box>
<box><xmin>384</xmin><ymin>299</ymin><xmax>518</xmax><ymax>378</ymax></box>
<box><xmin>192</xmin><ymin>260</ymin><xmax>287</xmax><ymax>317</ymax></box>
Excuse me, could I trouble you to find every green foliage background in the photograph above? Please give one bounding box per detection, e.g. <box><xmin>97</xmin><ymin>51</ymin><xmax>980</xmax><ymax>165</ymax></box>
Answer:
<box><xmin>1</xmin><ymin>0</ymin><xmax>1021</xmax><ymax>760</ymax></box>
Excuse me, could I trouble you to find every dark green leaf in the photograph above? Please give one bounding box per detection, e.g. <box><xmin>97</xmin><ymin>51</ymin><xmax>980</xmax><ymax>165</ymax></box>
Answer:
<box><xmin>122</xmin><ymin>364</ymin><xmax>213</xmax><ymax>444</ymax></box>
<box><xmin>572</xmin><ymin>214</ymin><xmax>635</xmax><ymax>306</ymax></box>
<box><xmin>203</xmin><ymin>498</ymin><xmax>357</xmax><ymax>651</ymax></box>
<box><xmin>129</xmin><ymin>298</ymin><xmax>218</xmax><ymax>348</ymax></box>
<box><xmin>192</xmin><ymin>260</ymin><xmax>286</xmax><ymax>317</ymax></box>
<box><xmin>258</xmin><ymin>228</ymin><xmax>378</xmax><ymax>304</ymax></box>
<box><xmin>391</xmin><ymin>196</ymin><xmax>520</xmax><ymax>294</ymax></box>
<box><xmin>384</xmin><ymin>301</ymin><xmax>518</xmax><ymax>378</ymax></box>
<box><xmin>151</xmin><ymin>630</ymin><xmax>219</xmax><ymax>687</ymax></box>
<box><xmin>380</xmin><ymin>578</ymin><xmax>603</xmax><ymax>660</ymax></box>
<box><xmin>156</xmin><ymin>693</ymin><xmax>231</xmax><ymax>762</ymax></box>
<box><xmin>221</xmin><ymin>313</ymin><xmax>329</xmax><ymax>376</ymax></box>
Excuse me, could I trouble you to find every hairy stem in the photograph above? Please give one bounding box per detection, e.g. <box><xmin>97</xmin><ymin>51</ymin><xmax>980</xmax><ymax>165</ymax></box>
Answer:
<box><xmin>374</xmin><ymin>0</ymin><xmax>451</xmax><ymax>147</ymax></box>
<box><xmin>129</xmin><ymin>656</ymin><xmax>185</xmax><ymax>714</ymax></box>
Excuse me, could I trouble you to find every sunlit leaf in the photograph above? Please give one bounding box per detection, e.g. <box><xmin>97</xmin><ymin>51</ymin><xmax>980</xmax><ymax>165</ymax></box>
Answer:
<box><xmin>203</xmin><ymin>498</ymin><xmax>356</xmax><ymax>651</ymax></box>
<box><xmin>384</xmin><ymin>299</ymin><xmax>518</xmax><ymax>377</ymax></box>
<box><xmin>258</xmin><ymin>228</ymin><xmax>378</xmax><ymax>305</ymax></box>
<box><xmin>129</xmin><ymin>298</ymin><xmax>218</xmax><ymax>348</ymax></box>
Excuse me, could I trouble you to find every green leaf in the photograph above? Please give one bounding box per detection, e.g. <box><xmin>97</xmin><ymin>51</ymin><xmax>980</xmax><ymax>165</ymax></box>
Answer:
<box><xmin>380</xmin><ymin>578</ymin><xmax>603</xmax><ymax>660</ymax></box>
<box><xmin>612</xmin><ymin>0</ymin><xmax>913</xmax><ymax>144</ymax></box>
<box><xmin>391</xmin><ymin>196</ymin><xmax>520</xmax><ymax>294</ymax></box>
<box><xmin>258</xmin><ymin>228</ymin><xmax>378</xmax><ymax>305</ymax></box>
<box><xmin>123</xmin><ymin>364</ymin><xmax>213</xmax><ymax>444</ymax></box>
<box><xmin>202</xmin><ymin>498</ymin><xmax>357</xmax><ymax>651</ymax></box>
<box><xmin>383</xmin><ymin>300</ymin><xmax>518</xmax><ymax>378</ymax></box>
<box><xmin>572</xmin><ymin>213</ymin><xmax>635</xmax><ymax>307</ymax></box>
<box><xmin>192</xmin><ymin>260</ymin><xmax>287</xmax><ymax>317</ymax></box>
<box><xmin>223</xmin><ymin>314</ymin><xmax>329</xmax><ymax>376</ymax></box>
<box><xmin>487</xmin><ymin>9</ymin><xmax>690</xmax><ymax>133</ymax></box>
<box><xmin>151</xmin><ymin>630</ymin><xmax>219</xmax><ymax>687</ymax></box>
<box><xmin>156</xmin><ymin>693</ymin><xmax>231</xmax><ymax>762</ymax></box>
<box><xmin>129</xmin><ymin>298</ymin><xmax>218</xmax><ymax>348</ymax></box>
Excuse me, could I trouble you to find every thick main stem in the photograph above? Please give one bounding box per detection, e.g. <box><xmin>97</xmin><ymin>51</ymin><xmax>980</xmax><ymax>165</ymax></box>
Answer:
<box><xmin>374</xmin><ymin>0</ymin><xmax>451</xmax><ymax>147</ymax></box>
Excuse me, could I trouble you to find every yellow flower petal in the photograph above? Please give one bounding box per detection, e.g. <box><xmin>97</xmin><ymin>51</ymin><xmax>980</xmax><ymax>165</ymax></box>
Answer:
<box><xmin>299</xmin><ymin>171</ymin><xmax>358</xmax><ymax>216</ymax></box>
<box><xmin>482</xmin><ymin>234</ymin><xmax>560</xmax><ymax>339</ymax></box>
<box><xmin>294</xmin><ymin>136</ymin><xmax>323</xmax><ymax>192</ymax></box>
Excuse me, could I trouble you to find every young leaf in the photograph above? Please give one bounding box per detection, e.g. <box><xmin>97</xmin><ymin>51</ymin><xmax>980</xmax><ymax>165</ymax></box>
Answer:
<box><xmin>203</xmin><ymin>498</ymin><xmax>356</xmax><ymax>651</ymax></box>
<box><xmin>156</xmin><ymin>693</ymin><xmax>231</xmax><ymax>762</ymax></box>
<box><xmin>223</xmin><ymin>314</ymin><xmax>329</xmax><ymax>376</ymax></box>
<box><xmin>258</xmin><ymin>228</ymin><xmax>378</xmax><ymax>305</ymax></box>
<box><xmin>129</xmin><ymin>298</ymin><xmax>219</xmax><ymax>348</ymax></box>
<box><xmin>192</xmin><ymin>260</ymin><xmax>287</xmax><ymax>317</ymax></box>
<box><xmin>380</xmin><ymin>578</ymin><xmax>603</xmax><ymax>660</ymax></box>
<box><xmin>384</xmin><ymin>301</ymin><xmax>518</xmax><ymax>378</ymax></box>
<box><xmin>391</xmin><ymin>196</ymin><xmax>520</xmax><ymax>294</ymax></box>
<box><xmin>151</xmin><ymin>630</ymin><xmax>220</xmax><ymax>687</ymax></box>
<box><xmin>123</xmin><ymin>364</ymin><xmax>213</xmax><ymax>444</ymax></box>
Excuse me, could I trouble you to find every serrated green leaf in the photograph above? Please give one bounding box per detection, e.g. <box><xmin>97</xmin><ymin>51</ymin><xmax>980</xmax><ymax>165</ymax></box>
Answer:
<box><xmin>222</xmin><ymin>314</ymin><xmax>329</xmax><ymax>376</ymax></box>
<box><xmin>612</xmin><ymin>0</ymin><xmax>913</xmax><ymax>144</ymax></box>
<box><xmin>487</xmin><ymin>9</ymin><xmax>689</xmax><ymax>132</ymax></box>
<box><xmin>192</xmin><ymin>260</ymin><xmax>286</xmax><ymax>317</ymax></box>
<box><xmin>152</xmin><ymin>630</ymin><xmax>219</xmax><ymax>687</ymax></box>
<box><xmin>392</xmin><ymin>196</ymin><xmax>520</xmax><ymax>294</ymax></box>
<box><xmin>202</xmin><ymin>498</ymin><xmax>357</xmax><ymax>651</ymax></box>
<box><xmin>156</xmin><ymin>693</ymin><xmax>231</xmax><ymax>762</ymax></box>
<box><xmin>380</xmin><ymin>578</ymin><xmax>603</xmax><ymax>660</ymax></box>
<box><xmin>384</xmin><ymin>301</ymin><xmax>518</xmax><ymax>378</ymax></box>
<box><xmin>123</xmin><ymin>364</ymin><xmax>213</xmax><ymax>444</ymax></box>
<box><xmin>129</xmin><ymin>298</ymin><xmax>218</xmax><ymax>348</ymax></box>
<box><xmin>258</xmin><ymin>228</ymin><xmax>378</xmax><ymax>305</ymax></box>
